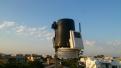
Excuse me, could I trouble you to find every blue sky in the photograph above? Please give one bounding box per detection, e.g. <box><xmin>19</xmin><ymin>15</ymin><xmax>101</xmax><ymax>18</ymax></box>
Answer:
<box><xmin>0</xmin><ymin>0</ymin><xmax>121</xmax><ymax>56</ymax></box>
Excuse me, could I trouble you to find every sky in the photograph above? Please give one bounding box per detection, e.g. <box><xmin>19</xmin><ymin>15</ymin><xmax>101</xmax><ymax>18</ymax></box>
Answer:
<box><xmin>0</xmin><ymin>0</ymin><xmax>121</xmax><ymax>56</ymax></box>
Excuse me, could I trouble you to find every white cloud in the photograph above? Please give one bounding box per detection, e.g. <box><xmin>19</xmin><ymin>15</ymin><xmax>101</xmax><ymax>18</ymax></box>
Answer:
<box><xmin>106</xmin><ymin>40</ymin><xmax>121</xmax><ymax>46</ymax></box>
<box><xmin>0</xmin><ymin>21</ymin><xmax>16</xmax><ymax>29</ymax></box>
<box><xmin>84</xmin><ymin>40</ymin><xmax>96</xmax><ymax>46</ymax></box>
<box><xmin>84</xmin><ymin>40</ymin><xmax>121</xmax><ymax>56</ymax></box>
<box><xmin>16</xmin><ymin>25</ymin><xmax>54</xmax><ymax>40</ymax></box>
<box><xmin>0</xmin><ymin>21</ymin><xmax>54</xmax><ymax>40</ymax></box>
<box><xmin>16</xmin><ymin>25</ymin><xmax>25</xmax><ymax>33</ymax></box>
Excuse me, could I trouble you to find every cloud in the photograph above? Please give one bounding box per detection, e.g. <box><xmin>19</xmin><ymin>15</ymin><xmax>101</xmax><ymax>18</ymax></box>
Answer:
<box><xmin>83</xmin><ymin>40</ymin><xmax>121</xmax><ymax>56</ymax></box>
<box><xmin>84</xmin><ymin>40</ymin><xmax>96</xmax><ymax>46</ymax></box>
<box><xmin>0</xmin><ymin>21</ymin><xmax>54</xmax><ymax>40</ymax></box>
<box><xmin>16</xmin><ymin>25</ymin><xmax>54</xmax><ymax>40</ymax></box>
<box><xmin>0</xmin><ymin>21</ymin><xmax>16</xmax><ymax>29</ymax></box>
<box><xmin>106</xmin><ymin>40</ymin><xmax>121</xmax><ymax>46</ymax></box>
<box><xmin>16</xmin><ymin>25</ymin><xmax>25</xmax><ymax>33</ymax></box>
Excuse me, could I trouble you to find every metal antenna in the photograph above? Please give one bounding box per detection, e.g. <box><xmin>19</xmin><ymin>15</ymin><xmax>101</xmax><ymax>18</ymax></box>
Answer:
<box><xmin>79</xmin><ymin>22</ymin><xmax>81</xmax><ymax>32</ymax></box>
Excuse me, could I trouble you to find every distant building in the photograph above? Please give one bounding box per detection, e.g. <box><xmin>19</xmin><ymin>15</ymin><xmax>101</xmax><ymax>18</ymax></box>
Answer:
<box><xmin>0</xmin><ymin>53</ymin><xmax>11</xmax><ymax>64</ymax></box>
<box><xmin>80</xmin><ymin>57</ymin><xmax>121</xmax><ymax>68</ymax></box>
<box><xmin>46</xmin><ymin>57</ymin><xmax>55</xmax><ymax>65</ymax></box>
<box><xmin>25</xmin><ymin>54</ymin><xmax>34</xmax><ymax>62</ymax></box>
<box><xmin>25</xmin><ymin>54</ymin><xmax>43</xmax><ymax>63</ymax></box>
<box><xmin>8</xmin><ymin>56</ymin><xmax>16</xmax><ymax>63</ymax></box>
<box><xmin>16</xmin><ymin>54</ymin><xmax>25</xmax><ymax>63</ymax></box>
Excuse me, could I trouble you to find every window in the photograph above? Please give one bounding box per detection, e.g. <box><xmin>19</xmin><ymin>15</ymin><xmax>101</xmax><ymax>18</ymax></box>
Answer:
<box><xmin>74</xmin><ymin>32</ymin><xmax>81</xmax><ymax>38</ymax></box>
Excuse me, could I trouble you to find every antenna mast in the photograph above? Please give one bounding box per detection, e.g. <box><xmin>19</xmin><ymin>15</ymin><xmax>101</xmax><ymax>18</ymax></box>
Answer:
<box><xmin>79</xmin><ymin>23</ymin><xmax>81</xmax><ymax>32</ymax></box>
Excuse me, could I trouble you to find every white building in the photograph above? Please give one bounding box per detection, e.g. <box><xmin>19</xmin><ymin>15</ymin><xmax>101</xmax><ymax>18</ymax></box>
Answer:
<box><xmin>80</xmin><ymin>57</ymin><xmax>121</xmax><ymax>68</ymax></box>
